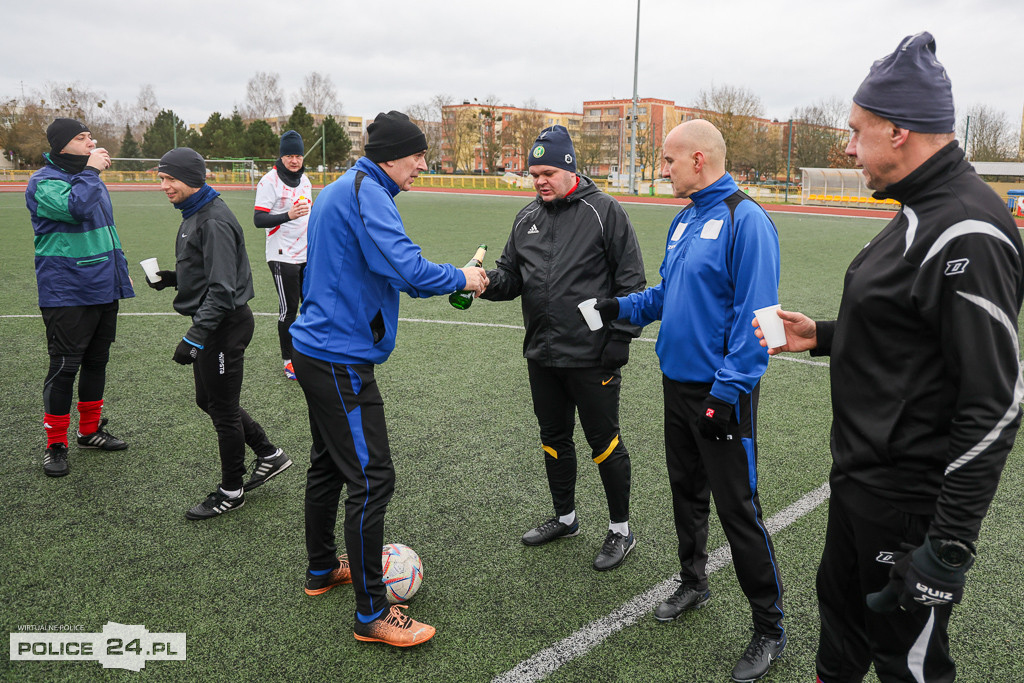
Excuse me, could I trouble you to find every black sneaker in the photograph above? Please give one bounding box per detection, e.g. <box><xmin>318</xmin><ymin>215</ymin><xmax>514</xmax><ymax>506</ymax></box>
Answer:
<box><xmin>43</xmin><ymin>443</ymin><xmax>69</xmax><ymax>478</ymax></box>
<box><xmin>521</xmin><ymin>517</ymin><xmax>580</xmax><ymax>546</ymax></box>
<box><xmin>185</xmin><ymin>490</ymin><xmax>245</xmax><ymax>520</ymax></box>
<box><xmin>243</xmin><ymin>448</ymin><xmax>293</xmax><ymax>491</ymax></box>
<box><xmin>731</xmin><ymin>631</ymin><xmax>786</xmax><ymax>682</ymax></box>
<box><xmin>654</xmin><ymin>581</ymin><xmax>712</xmax><ymax>621</ymax></box>
<box><xmin>593</xmin><ymin>530</ymin><xmax>637</xmax><ymax>571</ymax></box>
<box><xmin>76</xmin><ymin>418</ymin><xmax>128</xmax><ymax>451</ymax></box>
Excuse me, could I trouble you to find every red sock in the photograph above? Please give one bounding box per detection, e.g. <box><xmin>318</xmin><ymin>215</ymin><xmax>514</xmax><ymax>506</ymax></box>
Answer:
<box><xmin>44</xmin><ymin>413</ymin><xmax>71</xmax><ymax>447</ymax></box>
<box><xmin>77</xmin><ymin>399</ymin><xmax>104</xmax><ymax>436</ymax></box>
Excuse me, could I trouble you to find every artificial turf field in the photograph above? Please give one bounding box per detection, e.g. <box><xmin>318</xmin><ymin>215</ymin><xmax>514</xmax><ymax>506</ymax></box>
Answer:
<box><xmin>1</xmin><ymin>188</ymin><xmax>1021</xmax><ymax>682</ymax></box>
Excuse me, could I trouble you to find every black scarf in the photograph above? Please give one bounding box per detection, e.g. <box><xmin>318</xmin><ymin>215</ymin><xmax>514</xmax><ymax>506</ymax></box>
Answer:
<box><xmin>274</xmin><ymin>158</ymin><xmax>304</xmax><ymax>188</ymax></box>
<box><xmin>48</xmin><ymin>152</ymin><xmax>90</xmax><ymax>175</ymax></box>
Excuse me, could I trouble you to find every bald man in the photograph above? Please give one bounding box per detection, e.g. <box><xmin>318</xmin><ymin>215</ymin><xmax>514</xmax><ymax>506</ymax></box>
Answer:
<box><xmin>595</xmin><ymin>120</ymin><xmax>786</xmax><ymax>682</ymax></box>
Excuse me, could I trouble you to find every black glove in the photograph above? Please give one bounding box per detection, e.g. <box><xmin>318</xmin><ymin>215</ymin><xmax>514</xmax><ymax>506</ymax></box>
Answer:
<box><xmin>866</xmin><ymin>538</ymin><xmax>975</xmax><ymax>613</ymax></box>
<box><xmin>601</xmin><ymin>338</ymin><xmax>630</xmax><ymax>369</ymax></box>
<box><xmin>696</xmin><ymin>396</ymin><xmax>734</xmax><ymax>441</ymax></box>
<box><xmin>594</xmin><ymin>298</ymin><xmax>620</xmax><ymax>323</ymax></box>
<box><xmin>173</xmin><ymin>338</ymin><xmax>202</xmax><ymax>365</ymax></box>
<box><xmin>147</xmin><ymin>270</ymin><xmax>177</xmax><ymax>291</ymax></box>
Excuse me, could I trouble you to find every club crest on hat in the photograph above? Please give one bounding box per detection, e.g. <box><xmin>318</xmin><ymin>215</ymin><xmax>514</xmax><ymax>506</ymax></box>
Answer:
<box><xmin>533</xmin><ymin>146</ymin><xmax>545</xmax><ymax>158</ymax></box>
<box><xmin>564</xmin><ymin>154</ymin><xmax>573</xmax><ymax>164</ymax></box>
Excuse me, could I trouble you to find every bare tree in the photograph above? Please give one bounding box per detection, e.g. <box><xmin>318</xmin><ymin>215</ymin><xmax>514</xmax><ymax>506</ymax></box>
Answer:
<box><xmin>476</xmin><ymin>95</ymin><xmax>503</xmax><ymax>173</ymax></box>
<box><xmin>437</xmin><ymin>95</ymin><xmax>478</xmax><ymax>173</ymax></box>
<box><xmin>407</xmin><ymin>100</ymin><xmax>444</xmax><ymax>172</ymax></box>
<box><xmin>297</xmin><ymin>72</ymin><xmax>342</xmax><ymax>117</ymax></box>
<box><xmin>135</xmin><ymin>84</ymin><xmax>159</xmax><ymax>129</ymax></box>
<box><xmin>38</xmin><ymin>82</ymin><xmax>107</xmax><ymax>122</ymax></box>
<box><xmin>574</xmin><ymin>119</ymin><xmax>610</xmax><ymax>177</ymax></box>
<box><xmin>959</xmin><ymin>103</ymin><xmax>1016</xmax><ymax>161</ymax></box>
<box><xmin>790</xmin><ymin>96</ymin><xmax>851</xmax><ymax>169</ymax></box>
<box><xmin>243</xmin><ymin>72</ymin><xmax>284</xmax><ymax>120</ymax></box>
<box><xmin>499</xmin><ymin>99</ymin><xmax>546</xmax><ymax>173</ymax></box>
<box><xmin>0</xmin><ymin>96</ymin><xmax>49</xmax><ymax>166</ymax></box>
<box><xmin>693</xmin><ymin>84</ymin><xmax>764</xmax><ymax>173</ymax></box>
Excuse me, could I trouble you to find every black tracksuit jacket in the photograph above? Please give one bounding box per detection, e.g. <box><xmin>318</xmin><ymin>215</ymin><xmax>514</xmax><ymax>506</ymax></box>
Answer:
<box><xmin>481</xmin><ymin>176</ymin><xmax>646</xmax><ymax>367</ymax></box>
<box><xmin>814</xmin><ymin>141</ymin><xmax>1023</xmax><ymax>542</ymax></box>
<box><xmin>172</xmin><ymin>197</ymin><xmax>256</xmax><ymax>346</ymax></box>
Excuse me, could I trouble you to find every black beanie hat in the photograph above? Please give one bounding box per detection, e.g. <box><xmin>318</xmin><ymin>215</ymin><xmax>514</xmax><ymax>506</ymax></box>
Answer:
<box><xmin>158</xmin><ymin>147</ymin><xmax>207</xmax><ymax>188</ymax></box>
<box><xmin>853</xmin><ymin>31</ymin><xmax>955</xmax><ymax>134</ymax></box>
<box><xmin>364</xmin><ymin>111</ymin><xmax>427</xmax><ymax>163</ymax></box>
<box><xmin>528</xmin><ymin>125</ymin><xmax>576</xmax><ymax>173</ymax></box>
<box><xmin>280</xmin><ymin>130</ymin><xmax>304</xmax><ymax>156</ymax></box>
<box><xmin>47</xmin><ymin>118</ymin><xmax>90</xmax><ymax>154</ymax></box>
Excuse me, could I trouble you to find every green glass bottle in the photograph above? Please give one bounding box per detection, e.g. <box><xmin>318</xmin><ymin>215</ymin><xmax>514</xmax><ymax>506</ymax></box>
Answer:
<box><xmin>449</xmin><ymin>244</ymin><xmax>487</xmax><ymax>310</ymax></box>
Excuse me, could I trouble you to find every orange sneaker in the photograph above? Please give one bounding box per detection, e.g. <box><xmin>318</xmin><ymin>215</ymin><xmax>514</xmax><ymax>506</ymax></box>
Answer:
<box><xmin>353</xmin><ymin>605</ymin><xmax>436</xmax><ymax>647</ymax></box>
<box><xmin>304</xmin><ymin>555</ymin><xmax>352</xmax><ymax>595</ymax></box>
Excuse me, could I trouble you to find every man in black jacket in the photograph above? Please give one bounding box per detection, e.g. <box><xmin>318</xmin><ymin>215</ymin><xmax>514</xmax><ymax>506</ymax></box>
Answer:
<box><xmin>481</xmin><ymin>125</ymin><xmax>646</xmax><ymax>571</ymax></box>
<box><xmin>758</xmin><ymin>33</ymin><xmax>1023</xmax><ymax>681</ymax></box>
<box><xmin>150</xmin><ymin>147</ymin><xmax>292</xmax><ymax>520</ymax></box>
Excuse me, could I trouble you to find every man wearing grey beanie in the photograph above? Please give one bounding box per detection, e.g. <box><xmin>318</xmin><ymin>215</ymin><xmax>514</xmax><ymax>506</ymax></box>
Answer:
<box><xmin>758</xmin><ymin>32</ymin><xmax>1024</xmax><ymax>682</ymax></box>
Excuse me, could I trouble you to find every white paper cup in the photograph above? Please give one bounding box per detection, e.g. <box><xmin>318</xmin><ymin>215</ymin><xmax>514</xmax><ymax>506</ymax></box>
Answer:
<box><xmin>578</xmin><ymin>298</ymin><xmax>603</xmax><ymax>332</ymax></box>
<box><xmin>754</xmin><ymin>304</ymin><xmax>786</xmax><ymax>348</ymax></box>
<box><xmin>140</xmin><ymin>257</ymin><xmax>161</xmax><ymax>282</ymax></box>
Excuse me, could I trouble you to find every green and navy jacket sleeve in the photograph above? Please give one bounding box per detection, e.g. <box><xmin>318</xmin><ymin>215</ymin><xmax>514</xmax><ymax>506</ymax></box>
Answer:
<box><xmin>26</xmin><ymin>160</ymin><xmax>135</xmax><ymax>307</ymax></box>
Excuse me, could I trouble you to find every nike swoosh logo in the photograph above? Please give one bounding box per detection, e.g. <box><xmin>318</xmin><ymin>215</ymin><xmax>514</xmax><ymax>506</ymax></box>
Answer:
<box><xmin>602</xmin><ymin>377</ymin><xmax>614</xmax><ymax>386</ymax></box>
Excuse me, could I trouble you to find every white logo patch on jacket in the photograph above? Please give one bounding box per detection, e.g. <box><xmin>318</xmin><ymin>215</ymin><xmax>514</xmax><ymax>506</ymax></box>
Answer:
<box><xmin>527</xmin><ymin>224</ymin><xmax>539</xmax><ymax>234</ymax></box>
<box><xmin>944</xmin><ymin>258</ymin><xmax>969</xmax><ymax>276</ymax></box>
<box><xmin>700</xmin><ymin>219</ymin><xmax>723</xmax><ymax>240</ymax></box>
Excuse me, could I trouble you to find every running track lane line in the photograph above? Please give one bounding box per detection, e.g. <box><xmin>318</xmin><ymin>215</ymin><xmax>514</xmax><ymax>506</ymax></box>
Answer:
<box><xmin>0</xmin><ymin>313</ymin><xmax>829</xmax><ymax>367</ymax></box>
<box><xmin>491</xmin><ymin>482</ymin><xmax>832</xmax><ymax>683</ymax></box>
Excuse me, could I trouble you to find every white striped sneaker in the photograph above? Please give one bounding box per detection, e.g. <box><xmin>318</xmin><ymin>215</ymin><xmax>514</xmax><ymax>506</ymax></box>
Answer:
<box><xmin>185</xmin><ymin>489</ymin><xmax>245</xmax><ymax>520</ymax></box>
<box><xmin>243</xmin><ymin>449</ymin><xmax>293</xmax><ymax>492</ymax></box>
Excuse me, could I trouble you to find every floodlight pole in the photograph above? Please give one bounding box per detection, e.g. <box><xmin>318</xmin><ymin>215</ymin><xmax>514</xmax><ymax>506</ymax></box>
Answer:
<box><xmin>628</xmin><ymin>0</ymin><xmax>640</xmax><ymax>195</ymax></box>
<box><xmin>785</xmin><ymin>119</ymin><xmax>793</xmax><ymax>203</ymax></box>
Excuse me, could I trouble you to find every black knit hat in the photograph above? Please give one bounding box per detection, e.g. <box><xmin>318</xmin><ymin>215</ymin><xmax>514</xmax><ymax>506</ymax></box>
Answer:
<box><xmin>47</xmin><ymin>118</ymin><xmax>90</xmax><ymax>154</ymax></box>
<box><xmin>280</xmin><ymin>130</ymin><xmax>304</xmax><ymax>156</ymax></box>
<box><xmin>528</xmin><ymin>125</ymin><xmax>576</xmax><ymax>173</ymax></box>
<box><xmin>158</xmin><ymin>147</ymin><xmax>207</xmax><ymax>188</ymax></box>
<box><xmin>364</xmin><ymin>111</ymin><xmax>427</xmax><ymax>163</ymax></box>
<box><xmin>853</xmin><ymin>32</ymin><xmax>955</xmax><ymax>134</ymax></box>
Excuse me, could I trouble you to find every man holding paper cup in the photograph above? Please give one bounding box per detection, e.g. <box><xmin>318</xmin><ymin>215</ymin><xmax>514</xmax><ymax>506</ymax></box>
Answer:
<box><xmin>755</xmin><ymin>33</ymin><xmax>1024</xmax><ymax>681</ymax></box>
<box><xmin>152</xmin><ymin>147</ymin><xmax>290</xmax><ymax>520</ymax></box>
<box><xmin>480</xmin><ymin>125</ymin><xmax>646</xmax><ymax>572</ymax></box>
<box><xmin>26</xmin><ymin>117</ymin><xmax>135</xmax><ymax>478</ymax></box>
<box><xmin>595</xmin><ymin>119</ymin><xmax>785</xmax><ymax>681</ymax></box>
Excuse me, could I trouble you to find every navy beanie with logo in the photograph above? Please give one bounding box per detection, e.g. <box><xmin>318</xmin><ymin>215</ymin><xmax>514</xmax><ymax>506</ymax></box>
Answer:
<box><xmin>158</xmin><ymin>147</ymin><xmax>207</xmax><ymax>188</ymax></box>
<box><xmin>853</xmin><ymin>31</ymin><xmax>955</xmax><ymax>134</ymax></box>
<box><xmin>528</xmin><ymin>125</ymin><xmax>576</xmax><ymax>173</ymax></box>
<box><xmin>280</xmin><ymin>130</ymin><xmax>304</xmax><ymax>156</ymax></box>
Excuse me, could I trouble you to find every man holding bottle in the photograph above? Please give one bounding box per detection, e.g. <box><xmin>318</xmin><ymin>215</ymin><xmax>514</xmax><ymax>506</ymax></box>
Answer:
<box><xmin>480</xmin><ymin>125</ymin><xmax>646</xmax><ymax>572</ymax></box>
<box><xmin>290</xmin><ymin>111</ymin><xmax>488</xmax><ymax>647</ymax></box>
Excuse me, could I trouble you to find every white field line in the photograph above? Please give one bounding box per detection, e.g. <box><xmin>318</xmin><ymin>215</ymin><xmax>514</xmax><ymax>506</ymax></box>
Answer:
<box><xmin>492</xmin><ymin>482</ymin><xmax>832</xmax><ymax>683</ymax></box>
<box><xmin>0</xmin><ymin>313</ymin><xmax>830</xmax><ymax>367</ymax></box>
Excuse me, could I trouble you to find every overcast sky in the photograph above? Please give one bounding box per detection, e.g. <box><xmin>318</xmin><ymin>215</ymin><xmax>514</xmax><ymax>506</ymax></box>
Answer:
<box><xmin>4</xmin><ymin>0</ymin><xmax>1022</xmax><ymax>130</ymax></box>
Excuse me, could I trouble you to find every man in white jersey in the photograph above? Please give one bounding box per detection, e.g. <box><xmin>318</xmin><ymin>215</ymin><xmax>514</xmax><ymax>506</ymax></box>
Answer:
<box><xmin>253</xmin><ymin>130</ymin><xmax>313</xmax><ymax>380</ymax></box>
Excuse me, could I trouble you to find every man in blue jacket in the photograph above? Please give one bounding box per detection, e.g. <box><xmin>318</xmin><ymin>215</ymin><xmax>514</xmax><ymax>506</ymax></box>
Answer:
<box><xmin>596</xmin><ymin>120</ymin><xmax>785</xmax><ymax>682</ymax></box>
<box><xmin>26</xmin><ymin>118</ymin><xmax>135</xmax><ymax>478</ymax></box>
<box><xmin>290</xmin><ymin>111</ymin><xmax>488</xmax><ymax>648</ymax></box>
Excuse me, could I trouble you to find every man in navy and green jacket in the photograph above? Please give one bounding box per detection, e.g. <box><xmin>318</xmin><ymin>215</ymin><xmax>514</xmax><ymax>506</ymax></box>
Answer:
<box><xmin>290</xmin><ymin>111</ymin><xmax>488</xmax><ymax>647</ymax></box>
<box><xmin>26</xmin><ymin>118</ymin><xmax>134</xmax><ymax>478</ymax></box>
<box><xmin>596</xmin><ymin>120</ymin><xmax>785</xmax><ymax>682</ymax></box>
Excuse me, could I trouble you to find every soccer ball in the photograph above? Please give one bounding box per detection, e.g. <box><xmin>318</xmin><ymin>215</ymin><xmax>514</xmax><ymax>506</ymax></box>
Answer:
<box><xmin>382</xmin><ymin>543</ymin><xmax>423</xmax><ymax>604</ymax></box>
